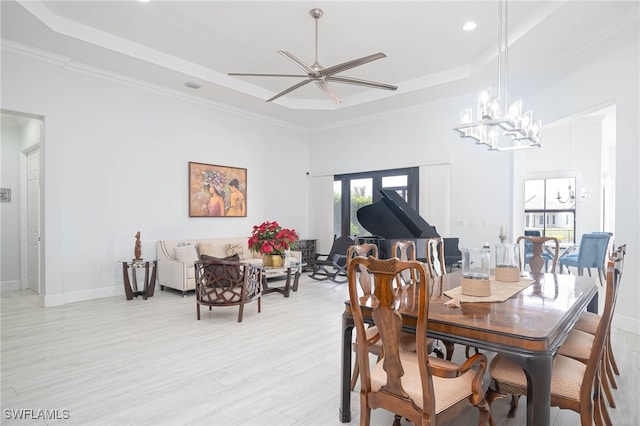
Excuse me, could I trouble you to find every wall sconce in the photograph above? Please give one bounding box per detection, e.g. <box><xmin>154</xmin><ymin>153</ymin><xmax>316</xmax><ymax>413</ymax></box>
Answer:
<box><xmin>580</xmin><ymin>188</ymin><xmax>592</xmax><ymax>199</ymax></box>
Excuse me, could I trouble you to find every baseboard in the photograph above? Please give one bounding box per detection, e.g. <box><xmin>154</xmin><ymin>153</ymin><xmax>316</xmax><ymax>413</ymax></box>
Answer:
<box><xmin>612</xmin><ymin>313</ymin><xmax>640</xmax><ymax>336</ymax></box>
<box><xmin>43</xmin><ymin>285</ymin><xmax>124</xmax><ymax>307</ymax></box>
<box><xmin>0</xmin><ymin>280</ymin><xmax>21</xmax><ymax>291</ymax></box>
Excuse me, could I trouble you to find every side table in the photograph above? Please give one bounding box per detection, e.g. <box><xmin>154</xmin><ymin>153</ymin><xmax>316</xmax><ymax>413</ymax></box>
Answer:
<box><xmin>121</xmin><ymin>260</ymin><xmax>157</xmax><ymax>300</ymax></box>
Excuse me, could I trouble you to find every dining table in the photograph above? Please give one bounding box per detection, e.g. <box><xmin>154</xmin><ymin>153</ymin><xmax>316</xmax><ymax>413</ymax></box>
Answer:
<box><xmin>339</xmin><ymin>271</ymin><xmax>597</xmax><ymax>426</ymax></box>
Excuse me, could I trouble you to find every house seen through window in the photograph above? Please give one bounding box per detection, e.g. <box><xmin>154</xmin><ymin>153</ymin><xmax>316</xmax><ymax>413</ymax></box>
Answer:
<box><xmin>524</xmin><ymin>177</ymin><xmax>576</xmax><ymax>244</ymax></box>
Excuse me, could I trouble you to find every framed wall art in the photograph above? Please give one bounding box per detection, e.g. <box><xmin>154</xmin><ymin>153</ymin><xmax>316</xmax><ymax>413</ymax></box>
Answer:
<box><xmin>189</xmin><ymin>162</ymin><xmax>247</xmax><ymax>217</ymax></box>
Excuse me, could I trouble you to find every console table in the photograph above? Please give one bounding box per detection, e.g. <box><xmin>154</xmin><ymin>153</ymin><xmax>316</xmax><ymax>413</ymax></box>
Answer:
<box><xmin>294</xmin><ymin>239</ymin><xmax>316</xmax><ymax>271</ymax></box>
<box><xmin>121</xmin><ymin>260</ymin><xmax>157</xmax><ymax>300</ymax></box>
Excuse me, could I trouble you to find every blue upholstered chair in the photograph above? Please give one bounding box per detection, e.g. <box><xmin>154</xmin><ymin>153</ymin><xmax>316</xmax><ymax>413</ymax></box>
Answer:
<box><xmin>558</xmin><ymin>232</ymin><xmax>612</xmax><ymax>286</ymax></box>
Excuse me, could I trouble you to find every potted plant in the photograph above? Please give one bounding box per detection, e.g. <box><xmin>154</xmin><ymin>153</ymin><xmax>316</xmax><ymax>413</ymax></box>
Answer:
<box><xmin>248</xmin><ymin>221</ymin><xmax>299</xmax><ymax>267</ymax></box>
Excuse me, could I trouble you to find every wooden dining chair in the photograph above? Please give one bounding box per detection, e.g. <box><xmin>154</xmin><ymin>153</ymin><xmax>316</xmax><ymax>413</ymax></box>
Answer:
<box><xmin>425</xmin><ymin>237</ymin><xmax>475</xmax><ymax>360</ymax></box>
<box><xmin>348</xmin><ymin>256</ymin><xmax>492</xmax><ymax>425</ymax></box>
<box><xmin>425</xmin><ymin>237</ymin><xmax>447</xmax><ymax>277</ymax></box>
<box><xmin>557</xmin><ymin>244</ymin><xmax>626</xmax><ymax>411</ymax></box>
<box><xmin>348</xmin><ymin>242</ymin><xmax>442</xmax><ymax>391</ymax></box>
<box><xmin>516</xmin><ymin>235</ymin><xmax>560</xmax><ymax>274</ymax></box>
<box><xmin>391</xmin><ymin>240</ymin><xmax>419</xmax><ymax>286</ymax></box>
<box><xmin>486</xmin><ymin>249</ymin><xmax>624</xmax><ymax>426</ymax></box>
<box><xmin>391</xmin><ymin>241</ymin><xmax>444</xmax><ymax>359</ymax></box>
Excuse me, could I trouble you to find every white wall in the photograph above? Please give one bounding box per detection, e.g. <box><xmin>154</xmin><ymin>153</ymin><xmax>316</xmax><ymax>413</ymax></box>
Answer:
<box><xmin>1</xmin><ymin>46</ymin><xmax>311</xmax><ymax>305</ymax></box>
<box><xmin>1</xmin><ymin>126</ymin><xmax>21</xmax><ymax>289</ymax></box>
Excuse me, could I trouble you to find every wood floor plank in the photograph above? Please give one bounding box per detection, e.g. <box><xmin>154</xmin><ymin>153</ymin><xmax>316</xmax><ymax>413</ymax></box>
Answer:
<box><xmin>1</xmin><ymin>276</ymin><xmax>638</xmax><ymax>425</ymax></box>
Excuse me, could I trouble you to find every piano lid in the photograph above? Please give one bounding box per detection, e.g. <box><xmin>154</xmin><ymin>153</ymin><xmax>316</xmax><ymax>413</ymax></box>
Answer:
<box><xmin>356</xmin><ymin>189</ymin><xmax>440</xmax><ymax>239</ymax></box>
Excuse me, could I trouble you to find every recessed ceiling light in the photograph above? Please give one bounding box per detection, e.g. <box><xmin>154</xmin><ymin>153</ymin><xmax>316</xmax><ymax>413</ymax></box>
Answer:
<box><xmin>463</xmin><ymin>21</ymin><xmax>477</xmax><ymax>31</ymax></box>
<box><xmin>185</xmin><ymin>82</ymin><xmax>201</xmax><ymax>89</ymax></box>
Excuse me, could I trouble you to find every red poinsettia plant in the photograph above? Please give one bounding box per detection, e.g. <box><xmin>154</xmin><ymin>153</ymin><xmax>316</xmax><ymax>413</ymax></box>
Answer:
<box><xmin>248</xmin><ymin>220</ymin><xmax>299</xmax><ymax>256</ymax></box>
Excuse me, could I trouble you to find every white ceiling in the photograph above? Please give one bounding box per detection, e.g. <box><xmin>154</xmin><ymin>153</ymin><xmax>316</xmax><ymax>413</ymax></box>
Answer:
<box><xmin>1</xmin><ymin>1</ymin><xmax>638</xmax><ymax>130</ymax></box>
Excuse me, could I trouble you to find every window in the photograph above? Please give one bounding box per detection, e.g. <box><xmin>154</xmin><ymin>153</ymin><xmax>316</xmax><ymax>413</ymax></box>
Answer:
<box><xmin>524</xmin><ymin>177</ymin><xmax>576</xmax><ymax>243</ymax></box>
<box><xmin>334</xmin><ymin>168</ymin><xmax>418</xmax><ymax>237</ymax></box>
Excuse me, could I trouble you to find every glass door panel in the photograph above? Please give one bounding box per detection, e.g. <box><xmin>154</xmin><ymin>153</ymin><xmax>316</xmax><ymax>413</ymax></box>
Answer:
<box><xmin>350</xmin><ymin>178</ymin><xmax>372</xmax><ymax>237</ymax></box>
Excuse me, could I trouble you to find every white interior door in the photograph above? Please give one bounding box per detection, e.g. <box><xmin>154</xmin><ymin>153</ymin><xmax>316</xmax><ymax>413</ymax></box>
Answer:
<box><xmin>27</xmin><ymin>148</ymin><xmax>40</xmax><ymax>293</ymax></box>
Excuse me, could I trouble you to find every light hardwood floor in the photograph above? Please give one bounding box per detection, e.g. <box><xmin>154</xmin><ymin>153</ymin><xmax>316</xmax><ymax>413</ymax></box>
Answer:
<box><xmin>2</xmin><ymin>275</ymin><xmax>639</xmax><ymax>426</ymax></box>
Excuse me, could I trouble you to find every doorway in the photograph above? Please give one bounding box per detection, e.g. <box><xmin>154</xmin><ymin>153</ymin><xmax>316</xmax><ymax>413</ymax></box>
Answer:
<box><xmin>0</xmin><ymin>111</ymin><xmax>43</xmax><ymax>295</ymax></box>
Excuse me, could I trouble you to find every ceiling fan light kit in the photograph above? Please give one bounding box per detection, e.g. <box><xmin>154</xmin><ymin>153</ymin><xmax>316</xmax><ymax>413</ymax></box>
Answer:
<box><xmin>453</xmin><ymin>0</ymin><xmax>542</xmax><ymax>151</ymax></box>
<box><xmin>228</xmin><ymin>8</ymin><xmax>397</xmax><ymax>104</ymax></box>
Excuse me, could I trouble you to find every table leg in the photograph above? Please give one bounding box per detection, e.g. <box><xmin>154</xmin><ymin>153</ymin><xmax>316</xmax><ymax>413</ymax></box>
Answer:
<box><xmin>292</xmin><ymin>268</ymin><xmax>301</xmax><ymax>292</ymax></box>
<box><xmin>142</xmin><ymin>262</ymin><xmax>149</xmax><ymax>300</ymax></box>
<box><xmin>340</xmin><ymin>312</ymin><xmax>354</xmax><ymax>423</ymax></box>
<box><xmin>147</xmin><ymin>262</ymin><xmax>157</xmax><ymax>297</ymax></box>
<box><xmin>131</xmin><ymin>265</ymin><xmax>139</xmax><ymax>293</ymax></box>
<box><xmin>281</xmin><ymin>268</ymin><xmax>292</xmax><ymax>298</ymax></box>
<box><xmin>505</xmin><ymin>352</ymin><xmax>553</xmax><ymax>426</ymax></box>
<box><xmin>122</xmin><ymin>263</ymin><xmax>133</xmax><ymax>300</ymax></box>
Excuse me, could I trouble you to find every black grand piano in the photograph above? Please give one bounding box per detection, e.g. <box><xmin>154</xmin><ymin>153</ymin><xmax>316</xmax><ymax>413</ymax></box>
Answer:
<box><xmin>356</xmin><ymin>189</ymin><xmax>440</xmax><ymax>260</ymax></box>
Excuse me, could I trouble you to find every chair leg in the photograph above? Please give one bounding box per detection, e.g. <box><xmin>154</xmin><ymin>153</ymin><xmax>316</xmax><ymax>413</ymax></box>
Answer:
<box><xmin>360</xmin><ymin>404</ymin><xmax>371</xmax><ymax>426</ymax></box>
<box><xmin>484</xmin><ymin>388</ymin><xmax>505</xmax><ymax>426</ymax></box>
<box><xmin>432</xmin><ymin>344</ymin><xmax>445</xmax><ymax>359</ymax></box>
<box><xmin>197</xmin><ymin>303</ymin><xmax>201</xmax><ymax>320</ymax></box>
<box><xmin>508</xmin><ymin>394</ymin><xmax>520</xmax><ymax>418</ymax></box>
<box><xmin>600</xmin><ymin>387</ymin><xmax>613</xmax><ymax>426</ymax></box>
<box><xmin>608</xmin><ymin>336</ymin><xmax>620</xmax><ymax>376</ymax></box>
<box><xmin>237</xmin><ymin>303</ymin><xmax>244</xmax><ymax>322</ymax></box>
<box><xmin>605</xmin><ymin>348</ymin><xmax>617</xmax><ymax>390</ymax></box>
<box><xmin>594</xmin><ymin>369</ymin><xmax>613</xmax><ymax>426</ymax></box>
<box><xmin>309</xmin><ymin>266</ymin><xmax>330</xmax><ymax>281</ymax></box>
<box><xmin>601</xmin><ymin>362</ymin><xmax>616</xmax><ymax>408</ymax></box>
<box><xmin>465</xmin><ymin>345</ymin><xmax>480</xmax><ymax>358</ymax></box>
<box><xmin>442</xmin><ymin>340</ymin><xmax>455</xmax><ymax>361</ymax></box>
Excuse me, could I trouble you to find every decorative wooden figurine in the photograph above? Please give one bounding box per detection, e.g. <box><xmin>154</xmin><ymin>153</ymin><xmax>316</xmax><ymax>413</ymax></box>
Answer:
<box><xmin>134</xmin><ymin>231</ymin><xmax>142</xmax><ymax>262</ymax></box>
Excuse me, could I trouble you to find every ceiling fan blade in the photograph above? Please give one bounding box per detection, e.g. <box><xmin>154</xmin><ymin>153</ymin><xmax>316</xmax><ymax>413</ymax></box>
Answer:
<box><xmin>326</xmin><ymin>75</ymin><xmax>398</xmax><ymax>91</ymax></box>
<box><xmin>320</xmin><ymin>53</ymin><xmax>387</xmax><ymax>77</ymax></box>
<box><xmin>229</xmin><ymin>72</ymin><xmax>308</xmax><ymax>78</ymax></box>
<box><xmin>266</xmin><ymin>79</ymin><xmax>313</xmax><ymax>102</ymax></box>
<box><xmin>278</xmin><ymin>51</ymin><xmax>316</xmax><ymax>75</ymax></box>
<box><xmin>314</xmin><ymin>80</ymin><xmax>341</xmax><ymax>104</ymax></box>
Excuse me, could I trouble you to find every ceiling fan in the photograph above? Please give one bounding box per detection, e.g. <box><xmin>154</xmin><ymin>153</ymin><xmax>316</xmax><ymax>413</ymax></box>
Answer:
<box><xmin>228</xmin><ymin>8</ymin><xmax>398</xmax><ymax>104</ymax></box>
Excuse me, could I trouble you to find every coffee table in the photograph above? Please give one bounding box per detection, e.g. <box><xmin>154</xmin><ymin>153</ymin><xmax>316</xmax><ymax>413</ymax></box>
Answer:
<box><xmin>261</xmin><ymin>262</ymin><xmax>306</xmax><ymax>297</ymax></box>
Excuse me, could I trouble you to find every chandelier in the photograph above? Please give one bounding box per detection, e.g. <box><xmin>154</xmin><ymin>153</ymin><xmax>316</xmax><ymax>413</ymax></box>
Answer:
<box><xmin>453</xmin><ymin>0</ymin><xmax>541</xmax><ymax>151</ymax></box>
<box><xmin>556</xmin><ymin>185</ymin><xmax>576</xmax><ymax>204</ymax></box>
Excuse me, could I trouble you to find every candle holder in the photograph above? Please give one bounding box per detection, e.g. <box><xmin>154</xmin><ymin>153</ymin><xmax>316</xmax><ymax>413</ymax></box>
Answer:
<box><xmin>499</xmin><ymin>234</ymin><xmax>507</xmax><ymax>243</ymax></box>
<box><xmin>495</xmin><ymin>243</ymin><xmax>520</xmax><ymax>282</ymax></box>
<box><xmin>461</xmin><ymin>247</ymin><xmax>491</xmax><ymax>296</ymax></box>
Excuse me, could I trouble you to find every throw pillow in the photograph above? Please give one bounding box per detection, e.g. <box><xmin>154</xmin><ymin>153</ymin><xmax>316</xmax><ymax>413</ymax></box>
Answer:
<box><xmin>198</xmin><ymin>242</ymin><xmax>216</xmax><ymax>257</ymax></box>
<box><xmin>200</xmin><ymin>254</ymin><xmax>241</xmax><ymax>287</ymax></box>
<box><xmin>225</xmin><ymin>243</ymin><xmax>245</xmax><ymax>260</ymax></box>
<box><xmin>174</xmin><ymin>244</ymin><xmax>199</xmax><ymax>264</ymax></box>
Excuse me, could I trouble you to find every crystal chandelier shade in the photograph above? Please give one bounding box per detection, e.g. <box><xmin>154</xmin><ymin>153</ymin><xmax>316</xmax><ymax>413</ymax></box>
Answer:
<box><xmin>453</xmin><ymin>0</ymin><xmax>542</xmax><ymax>151</ymax></box>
